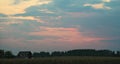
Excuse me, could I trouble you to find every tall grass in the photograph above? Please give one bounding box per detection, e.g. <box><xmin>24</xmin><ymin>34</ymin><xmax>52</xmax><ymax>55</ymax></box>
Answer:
<box><xmin>0</xmin><ymin>56</ymin><xmax>120</xmax><ymax>64</ymax></box>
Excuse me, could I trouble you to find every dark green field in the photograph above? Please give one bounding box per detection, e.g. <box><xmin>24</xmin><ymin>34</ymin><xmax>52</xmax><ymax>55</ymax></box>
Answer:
<box><xmin>0</xmin><ymin>56</ymin><xmax>120</xmax><ymax>64</ymax></box>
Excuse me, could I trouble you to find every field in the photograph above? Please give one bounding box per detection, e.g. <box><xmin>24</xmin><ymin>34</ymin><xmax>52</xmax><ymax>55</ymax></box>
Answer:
<box><xmin>0</xmin><ymin>56</ymin><xmax>120</xmax><ymax>64</ymax></box>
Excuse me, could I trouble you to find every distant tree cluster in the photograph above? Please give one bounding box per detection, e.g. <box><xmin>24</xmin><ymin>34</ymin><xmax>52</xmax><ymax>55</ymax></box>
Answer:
<box><xmin>33</xmin><ymin>52</ymin><xmax>50</xmax><ymax>57</ymax></box>
<box><xmin>0</xmin><ymin>49</ymin><xmax>120</xmax><ymax>58</ymax></box>
<box><xmin>0</xmin><ymin>50</ymin><xmax>15</xmax><ymax>58</ymax></box>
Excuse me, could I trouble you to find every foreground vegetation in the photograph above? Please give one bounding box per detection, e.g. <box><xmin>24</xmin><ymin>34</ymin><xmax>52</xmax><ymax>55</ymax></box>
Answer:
<box><xmin>0</xmin><ymin>56</ymin><xmax>120</xmax><ymax>64</ymax></box>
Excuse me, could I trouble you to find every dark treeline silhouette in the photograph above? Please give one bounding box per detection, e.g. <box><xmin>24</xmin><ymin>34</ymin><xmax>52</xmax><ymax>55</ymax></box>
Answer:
<box><xmin>33</xmin><ymin>52</ymin><xmax>50</xmax><ymax>57</ymax></box>
<box><xmin>0</xmin><ymin>49</ymin><xmax>120</xmax><ymax>58</ymax></box>
<box><xmin>17</xmin><ymin>51</ymin><xmax>32</xmax><ymax>58</ymax></box>
<box><xmin>0</xmin><ymin>50</ymin><xmax>15</xmax><ymax>58</ymax></box>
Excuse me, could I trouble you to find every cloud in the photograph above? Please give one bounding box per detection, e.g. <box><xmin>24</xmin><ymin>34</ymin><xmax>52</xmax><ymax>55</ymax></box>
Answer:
<box><xmin>0</xmin><ymin>20</ymin><xmax>22</xmax><ymax>25</ymax></box>
<box><xmin>1</xmin><ymin>16</ymin><xmax>36</xmax><ymax>20</ymax></box>
<box><xmin>83</xmin><ymin>0</ymin><xmax>111</xmax><ymax>10</ymax></box>
<box><xmin>84</xmin><ymin>3</ymin><xmax>111</xmax><ymax>10</ymax></box>
<box><xmin>14</xmin><ymin>0</ymin><xmax>114</xmax><ymax>18</ymax></box>
<box><xmin>0</xmin><ymin>0</ymin><xmax>52</xmax><ymax>15</ymax></box>
<box><xmin>39</xmin><ymin>9</ymin><xmax>55</xmax><ymax>14</ymax></box>
<box><xmin>102</xmin><ymin>0</ymin><xmax>111</xmax><ymax>2</ymax></box>
<box><xmin>29</xmin><ymin>26</ymin><xmax>108</xmax><ymax>43</ymax></box>
<box><xmin>0</xmin><ymin>16</ymin><xmax>44</xmax><ymax>25</ymax></box>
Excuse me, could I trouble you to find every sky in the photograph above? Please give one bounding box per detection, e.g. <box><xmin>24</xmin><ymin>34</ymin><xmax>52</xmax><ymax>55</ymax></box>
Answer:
<box><xmin>0</xmin><ymin>0</ymin><xmax>120</xmax><ymax>54</ymax></box>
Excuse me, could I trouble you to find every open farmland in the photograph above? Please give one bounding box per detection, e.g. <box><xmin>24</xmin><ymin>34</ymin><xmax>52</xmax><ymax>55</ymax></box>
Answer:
<box><xmin>0</xmin><ymin>56</ymin><xmax>120</xmax><ymax>64</ymax></box>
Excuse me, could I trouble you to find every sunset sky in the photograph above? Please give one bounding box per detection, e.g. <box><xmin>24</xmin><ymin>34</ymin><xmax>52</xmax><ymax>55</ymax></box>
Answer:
<box><xmin>0</xmin><ymin>0</ymin><xmax>120</xmax><ymax>54</ymax></box>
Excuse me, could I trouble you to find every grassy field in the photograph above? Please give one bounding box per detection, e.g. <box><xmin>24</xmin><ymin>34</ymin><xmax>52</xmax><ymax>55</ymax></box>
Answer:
<box><xmin>0</xmin><ymin>56</ymin><xmax>120</xmax><ymax>64</ymax></box>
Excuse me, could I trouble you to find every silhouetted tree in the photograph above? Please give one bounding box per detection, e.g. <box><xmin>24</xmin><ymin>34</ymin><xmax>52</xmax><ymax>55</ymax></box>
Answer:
<box><xmin>96</xmin><ymin>50</ymin><xmax>113</xmax><ymax>56</ymax></box>
<box><xmin>4</xmin><ymin>51</ymin><xmax>14</xmax><ymax>58</ymax></box>
<box><xmin>51</xmin><ymin>51</ymin><xmax>65</xmax><ymax>56</ymax></box>
<box><xmin>66</xmin><ymin>49</ymin><xmax>96</xmax><ymax>56</ymax></box>
<box><xmin>39</xmin><ymin>52</ymin><xmax>50</xmax><ymax>57</ymax></box>
<box><xmin>33</xmin><ymin>52</ymin><xmax>40</xmax><ymax>57</ymax></box>
<box><xmin>33</xmin><ymin>52</ymin><xmax>50</xmax><ymax>57</ymax></box>
<box><xmin>17</xmin><ymin>51</ymin><xmax>32</xmax><ymax>58</ymax></box>
<box><xmin>116</xmin><ymin>51</ymin><xmax>120</xmax><ymax>57</ymax></box>
<box><xmin>0</xmin><ymin>50</ymin><xmax>4</xmax><ymax>58</ymax></box>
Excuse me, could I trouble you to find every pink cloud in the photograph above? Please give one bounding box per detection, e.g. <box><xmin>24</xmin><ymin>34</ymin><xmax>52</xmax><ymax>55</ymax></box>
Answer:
<box><xmin>29</xmin><ymin>26</ymin><xmax>108</xmax><ymax>43</ymax></box>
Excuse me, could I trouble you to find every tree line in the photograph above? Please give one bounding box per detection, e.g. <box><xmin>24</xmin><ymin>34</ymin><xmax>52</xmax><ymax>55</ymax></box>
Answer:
<box><xmin>0</xmin><ymin>49</ymin><xmax>120</xmax><ymax>58</ymax></box>
<box><xmin>0</xmin><ymin>50</ymin><xmax>15</xmax><ymax>58</ymax></box>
